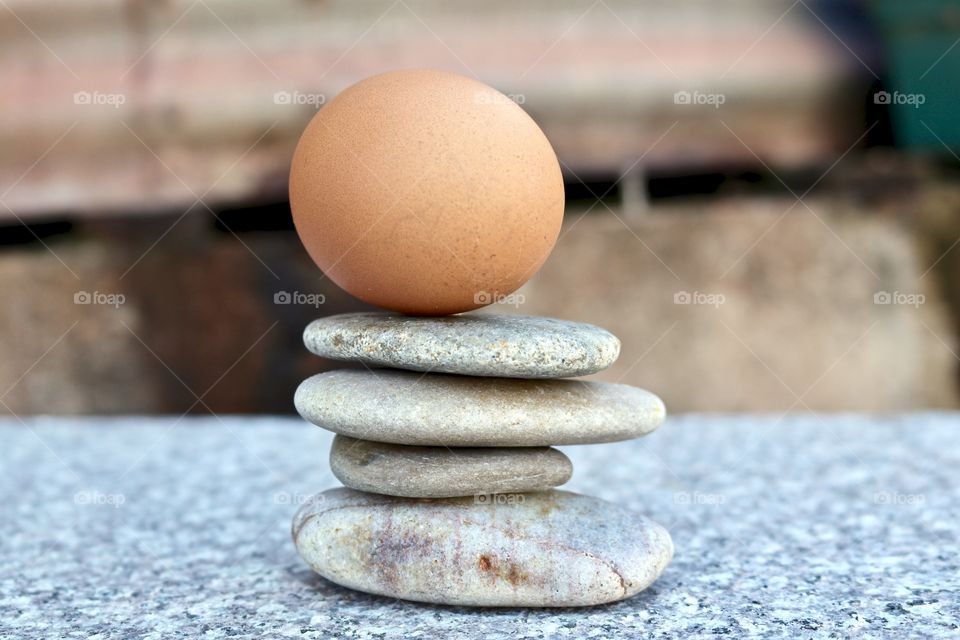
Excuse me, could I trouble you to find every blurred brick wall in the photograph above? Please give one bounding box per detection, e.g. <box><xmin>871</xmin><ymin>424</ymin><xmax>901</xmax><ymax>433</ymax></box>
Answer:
<box><xmin>1</xmin><ymin>0</ymin><xmax>868</xmax><ymax>218</ymax></box>
<box><xmin>2</xmin><ymin>1</ymin><xmax>958</xmax><ymax>415</ymax></box>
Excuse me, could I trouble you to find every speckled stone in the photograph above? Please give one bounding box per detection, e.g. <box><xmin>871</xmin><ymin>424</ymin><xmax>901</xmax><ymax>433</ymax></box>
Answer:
<box><xmin>295</xmin><ymin>369</ymin><xmax>665</xmax><ymax>446</ymax></box>
<box><xmin>302</xmin><ymin>312</ymin><xmax>620</xmax><ymax>378</ymax></box>
<box><xmin>292</xmin><ymin>487</ymin><xmax>673</xmax><ymax>607</ymax></box>
<box><xmin>329</xmin><ymin>435</ymin><xmax>573</xmax><ymax>498</ymax></box>
<box><xmin>5</xmin><ymin>415</ymin><xmax>959</xmax><ymax>637</ymax></box>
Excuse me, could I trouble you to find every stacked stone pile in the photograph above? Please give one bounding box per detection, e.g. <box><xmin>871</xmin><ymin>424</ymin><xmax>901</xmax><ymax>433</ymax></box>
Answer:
<box><xmin>292</xmin><ymin>311</ymin><xmax>673</xmax><ymax>607</ymax></box>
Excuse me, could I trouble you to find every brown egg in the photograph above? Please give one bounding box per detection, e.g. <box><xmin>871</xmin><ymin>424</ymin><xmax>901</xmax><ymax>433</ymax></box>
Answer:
<box><xmin>289</xmin><ymin>69</ymin><xmax>564</xmax><ymax>316</ymax></box>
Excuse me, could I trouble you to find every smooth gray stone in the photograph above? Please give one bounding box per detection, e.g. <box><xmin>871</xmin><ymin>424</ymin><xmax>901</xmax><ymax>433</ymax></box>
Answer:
<box><xmin>292</xmin><ymin>488</ymin><xmax>673</xmax><ymax>607</ymax></box>
<box><xmin>302</xmin><ymin>312</ymin><xmax>620</xmax><ymax>378</ymax></box>
<box><xmin>295</xmin><ymin>369</ymin><xmax>665</xmax><ymax>446</ymax></box>
<box><xmin>329</xmin><ymin>435</ymin><xmax>573</xmax><ymax>498</ymax></box>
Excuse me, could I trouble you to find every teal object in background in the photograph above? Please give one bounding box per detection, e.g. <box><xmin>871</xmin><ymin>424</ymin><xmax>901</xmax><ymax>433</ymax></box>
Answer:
<box><xmin>869</xmin><ymin>0</ymin><xmax>960</xmax><ymax>152</ymax></box>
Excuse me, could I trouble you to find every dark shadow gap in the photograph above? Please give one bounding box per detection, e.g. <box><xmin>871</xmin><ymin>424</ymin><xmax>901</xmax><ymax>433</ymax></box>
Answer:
<box><xmin>0</xmin><ymin>219</ymin><xmax>74</xmax><ymax>246</ymax></box>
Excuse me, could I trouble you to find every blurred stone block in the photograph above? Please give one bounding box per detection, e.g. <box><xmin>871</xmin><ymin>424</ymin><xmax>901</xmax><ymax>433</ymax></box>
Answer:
<box><xmin>491</xmin><ymin>202</ymin><xmax>958</xmax><ymax>412</ymax></box>
<box><xmin>0</xmin><ymin>221</ymin><xmax>370</xmax><ymax>415</ymax></box>
<box><xmin>2</xmin><ymin>197</ymin><xmax>956</xmax><ymax>415</ymax></box>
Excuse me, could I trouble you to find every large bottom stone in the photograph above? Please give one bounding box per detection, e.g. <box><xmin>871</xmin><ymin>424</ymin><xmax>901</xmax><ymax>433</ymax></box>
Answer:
<box><xmin>292</xmin><ymin>488</ymin><xmax>673</xmax><ymax>607</ymax></box>
<box><xmin>330</xmin><ymin>435</ymin><xmax>573</xmax><ymax>498</ymax></box>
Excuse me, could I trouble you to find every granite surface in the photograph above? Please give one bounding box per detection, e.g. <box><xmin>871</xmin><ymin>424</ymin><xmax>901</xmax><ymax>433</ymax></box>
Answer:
<box><xmin>2</xmin><ymin>414</ymin><xmax>958</xmax><ymax>639</ymax></box>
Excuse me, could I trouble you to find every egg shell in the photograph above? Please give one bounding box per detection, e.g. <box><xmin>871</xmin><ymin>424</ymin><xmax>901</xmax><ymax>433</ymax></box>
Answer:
<box><xmin>289</xmin><ymin>69</ymin><xmax>564</xmax><ymax>316</ymax></box>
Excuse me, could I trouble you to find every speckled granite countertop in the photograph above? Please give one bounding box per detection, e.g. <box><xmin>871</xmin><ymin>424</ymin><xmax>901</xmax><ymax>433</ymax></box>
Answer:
<box><xmin>2</xmin><ymin>414</ymin><xmax>957</xmax><ymax>639</ymax></box>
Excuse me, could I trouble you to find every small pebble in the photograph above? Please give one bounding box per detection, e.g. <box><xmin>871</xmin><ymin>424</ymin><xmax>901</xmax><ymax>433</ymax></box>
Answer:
<box><xmin>330</xmin><ymin>435</ymin><xmax>573</xmax><ymax>498</ymax></box>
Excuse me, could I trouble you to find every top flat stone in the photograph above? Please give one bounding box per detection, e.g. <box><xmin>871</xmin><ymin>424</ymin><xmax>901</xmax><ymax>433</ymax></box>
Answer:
<box><xmin>303</xmin><ymin>312</ymin><xmax>620</xmax><ymax>378</ymax></box>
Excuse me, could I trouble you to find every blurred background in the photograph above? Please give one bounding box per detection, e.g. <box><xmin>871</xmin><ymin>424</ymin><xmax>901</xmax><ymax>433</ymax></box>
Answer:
<box><xmin>2</xmin><ymin>0</ymin><xmax>959</xmax><ymax>416</ymax></box>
